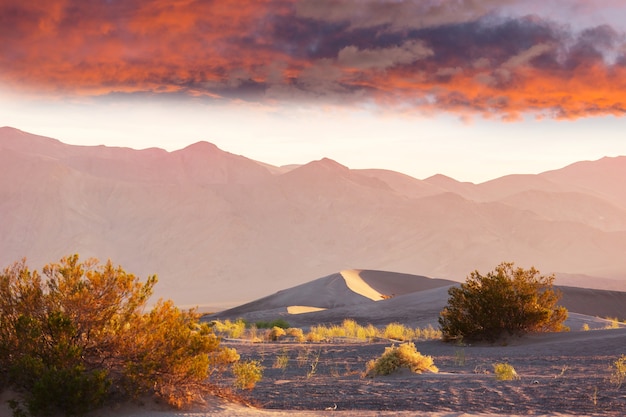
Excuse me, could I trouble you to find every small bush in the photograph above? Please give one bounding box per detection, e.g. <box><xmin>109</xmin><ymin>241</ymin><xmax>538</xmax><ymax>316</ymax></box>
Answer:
<box><xmin>285</xmin><ymin>327</ymin><xmax>305</xmax><ymax>342</ymax></box>
<box><xmin>610</xmin><ymin>355</ymin><xmax>626</xmax><ymax>388</ymax></box>
<box><xmin>273</xmin><ymin>351</ymin><xmax>289</xmax><ymax>369</ymax></box>
<box><xmin>267</xmin><ymin>326</ymin><xmax>287</xmax><ymax>341</ymax></box>
<box><xmin>232</xmin><ymin>360</ymin><xmax>263</xmax><ymax>390</ymax></box>
<box><xmin>493</xmin><ymin>363</ymin><xmax>520</xmax><ymax>381</ymax></box>
<box><xmin>383</xmin><ymin>322</ymin><xmax>413</xmax><ymax>341</ymax></box>
<box><xmin>365</xmin><ymin>342</ymin><xmax>438</xmax><ymax>377</ymax></box>
<box><xmin>212</xmin><ymin>319</ymin><xmax>247</xmax><ymax>338</ymax></box>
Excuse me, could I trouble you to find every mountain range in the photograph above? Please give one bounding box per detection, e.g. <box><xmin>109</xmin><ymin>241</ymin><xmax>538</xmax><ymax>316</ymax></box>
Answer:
<box><xmin>1</xmin><ymin>126</ymin><xmax>625</xmax><ymax>309</ymax></box>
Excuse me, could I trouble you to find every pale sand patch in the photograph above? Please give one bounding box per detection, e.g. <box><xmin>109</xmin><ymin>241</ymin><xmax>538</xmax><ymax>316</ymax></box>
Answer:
<box><xmin>286</xmin><ymin>306</ymin><xmax>327</xmax><ymax>314</ymax></box>
<box><xmin>340</xmin><ymin>270</ymin><xmax>382</xmax><ymax>301</ymax></box>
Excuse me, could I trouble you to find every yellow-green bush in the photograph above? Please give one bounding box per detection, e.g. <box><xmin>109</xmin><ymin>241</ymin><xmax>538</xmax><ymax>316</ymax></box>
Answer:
<box><xmin>267</xmin><ymin>326</ymin><xmax>286</xmax><ymax>341</ymax></box>
<box><xmin>493</xmin><ymin>362</ymin><xmax>520</xmax><ymax>381</ymax></box>
<box><xmin>212</xmin><ymin>318</ymin><xmax>247</xmax><ymax>339</ymax></box>
<box><xmin>610</xmin><ymin>354</ymin><xmax>626</xmax><ymax>388</ymax></box>
<box><xmin>383</xmin><ymin>322</ymin><xmax>414</xmax><ymax>341</ymax></box>
<box><xmin>285</xmin><ymin>327</ymin><xmax>305</xmax><ymax>342</ymax></box>
<box><xmin>365</xmin><ymin>342</ymin><xmax>438</xmax><ymax>377</ymax></box>
<box><xmin>232</xmin><ymin>360</ymin><xmax>263</xmax><ymax>390</ymax></box>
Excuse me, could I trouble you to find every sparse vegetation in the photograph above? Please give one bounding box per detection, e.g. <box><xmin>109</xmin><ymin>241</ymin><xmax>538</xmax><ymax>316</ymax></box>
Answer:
<box><xmin>364</xmin><ymin>342</ymin><xmax>438</xmax><ymax>377</ymax></box>
<box><xmin>232</xmin><ymin>360</ymin><xmax>263</xmax><ymax>390</ymax></box>
<box><xmin>273</xmin><ymin>350</ymin><xmax>289</xmax><ymax>369</ymax></box>
<box><xmin>604</xmin><ymin>317</ymin><xmax>621</xmax><ymax>329</ymax></box>
<box><xmin>610</xmin><ymin>355</ymin><xmax>626</xmax><ymax>389</ymax></box>
<box><xmin>303</xmin><ymin>319</ymin><xmax>440</xmax><ymax>343</ymax></box>
<box><xmin>0</xmin><ymin>255</ymin><xmax>254</xmax><ymax>416</ymax></box>
<box><xmin>439</xmin><ymin>262</ymin><xmax>568</xmax><ymax>342</ymax></box>
<box><xmin>210</xmin><ymin>318</ymin><xmax>441</xmax><ymax>344</ymax></box>
<box><xmin>493</xmin><ymin>362</ymin><xmax>520</xmax><ymax>381</ymax></box>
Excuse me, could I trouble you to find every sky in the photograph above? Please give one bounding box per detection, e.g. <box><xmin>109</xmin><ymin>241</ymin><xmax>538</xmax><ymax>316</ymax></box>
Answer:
<box><xmin>2</xmin><ymin>0</ymin><xmax>626</xmax><ymax>183</ymax></box>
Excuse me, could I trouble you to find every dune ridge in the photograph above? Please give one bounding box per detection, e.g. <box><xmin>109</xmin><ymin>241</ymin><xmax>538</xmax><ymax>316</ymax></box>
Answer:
<box><xmin>340</xmin><ymin>269</ymin><xmax>383</xmax><ymax>301</ymax></box>
<box><xmin>212</xmin><ymin>269</ymin><xmax>626</xmax><ymax>331</ymax></box>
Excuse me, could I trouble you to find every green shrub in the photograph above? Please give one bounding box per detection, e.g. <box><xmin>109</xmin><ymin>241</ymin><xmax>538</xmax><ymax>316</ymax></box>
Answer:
<box><xmin>365</xmin><ymin>342</ymin><xmax>438</xmax><ymax>377</ymax></box>
<box><xmin>27</xmin><ymin>366</ymin><xmax>110</xmax><ymax>416</ymax></box>
<box><xmin>232</xmin><ymin>360</ymin><xmax>263</xmax><ymax>390</ymax></box>
<box><xmin>493</xmin><ymin>362</ymin><xmax>520</xmax><ymax>381</ymax></box>
<box><xmin>255</xmin><ymin>318</ymin><xmax>290</xmax><ymax>329</ymax></box>
<box><xmin>439</xmin><ymin>262</ymin><xmax>568</xmax><ymax>342</ymax></box>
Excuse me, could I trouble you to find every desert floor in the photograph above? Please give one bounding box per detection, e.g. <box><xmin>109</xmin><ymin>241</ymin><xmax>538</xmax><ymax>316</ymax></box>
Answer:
<box><xmin>3</xmin><ymin>328</ymin><xmax>624</xmax><ymax>417</ymax></box>
<box><xmin>221</xmin><ymin>328</ymin><xmax>626</xmax><ymax>416</ymax></box>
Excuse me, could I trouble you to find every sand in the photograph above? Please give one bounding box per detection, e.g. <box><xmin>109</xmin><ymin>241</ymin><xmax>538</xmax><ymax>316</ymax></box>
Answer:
<box><xmin>339</xmin><ymin>270</ymin><xmax>383</xmax><ymax>301</ymax></box>
<box><xmin>20</xmin><ymin>327</ymin><xmax>619</xmax><ymax>417</ymax></box>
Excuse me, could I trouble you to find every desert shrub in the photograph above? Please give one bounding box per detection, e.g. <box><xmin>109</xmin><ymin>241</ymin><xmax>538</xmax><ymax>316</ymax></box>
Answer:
<box><xmin>420</xmin><ymin>324</ymin><xmax>443</xmax><ymax>340</ymax></box>
<box><xmin>273</xmin><ymin>350</ymin><xmax>290</xmax><ymax>369</ymax></box>
<box><xmin>267</xmin><ymin>326</ymin><xmax>287</xmax><ymax>341</ymax></box>
<box><xmin>212</xmin><ymin>318</ymin><xmax>248</xmax><ymax>338</ymax></box>
<box><xmin>0</xmin><ymin>255</ymin><xmax>249</xmax><ymax>416</ymax></box>
<box><xmin>383</xmin><ymin>322</ymin><xmax>414</xmax><ymax>341</ymax></box>
<box><xmin>359</xmin><ymin>323</ymin><xmax>379</xmax><ymax>340</ymax></box>
<box><xmin>581</xmin><ymin>323</ymin><xmax>590</xmax><ymax>331</ymax></box>
<box><xmin>306</xmin><ymin>329</ymin><xmax>325</xmax><ymax>342</ymax></box>
<box><xmin>493</xmin><ymin>362</ymin><xmax>520</xmax><ymax>381</ymax></box>
<box><xmin>364</xmin><ymin>342</ymin><xmax>438</xmax><ymax>377</ymax></box>
<box><xmin>439</xmin><ymin>262</ymin><xmax>568</xmax><ymax>342</ymax></box>
<box><xmin>610</xmin><ymin>355</ymin><xmax>626</xmax><ymax>388</ymax></box>
<box><xmin>255</xmin><ymin>318</ymin><xmax>290</xmax><ymax>329</ymax></box>
<box><xmin>285</xmin><ymin>327</ymin><xmax>305</xmax><ymax>342</ymax></box>
<box><xmin>232</xmin><ymin>360</ymin><xmax>263</xmax><ymax>390</ymax></box>
<box><xmin>604</xmin><ymin>317</ymin><xmax>621</xmax><ymax>329</ymax></box>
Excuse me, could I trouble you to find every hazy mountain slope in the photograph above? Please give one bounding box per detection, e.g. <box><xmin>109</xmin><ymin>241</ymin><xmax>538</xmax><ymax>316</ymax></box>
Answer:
<box><xmin>498</xmin><ymin>190</ymin><xmax>626</xmax><ymax>232</ymax></box>
<box><xmin>2</xmin><ymin>127</ymin><xmax>625</xmax><ymax>307</ymax></box>
<box><xmin>540</xmin><ymin>156</ymin><xmax>626</xmax><ymax>209</ymax></box>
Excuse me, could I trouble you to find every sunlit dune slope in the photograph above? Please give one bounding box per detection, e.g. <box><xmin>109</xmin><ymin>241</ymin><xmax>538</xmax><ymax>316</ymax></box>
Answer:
<box><xmin>211</xmin><ymin>270</ymin><xmax>626</xmax><ymax>330</ymax></box>
<box><xmin>210</xmin><ymin>270</ymin><xmax>455</xmax><ymax>321</ymax></box>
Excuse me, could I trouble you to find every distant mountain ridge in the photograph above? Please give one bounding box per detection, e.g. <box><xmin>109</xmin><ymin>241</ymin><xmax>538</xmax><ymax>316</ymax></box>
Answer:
<box><xmin>1</xmin><ymin>126</ymin><xmax>625</xmax><ymax>307</ymax></box>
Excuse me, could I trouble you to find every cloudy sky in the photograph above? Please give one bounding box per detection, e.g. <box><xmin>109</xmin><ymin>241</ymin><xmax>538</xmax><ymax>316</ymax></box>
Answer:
<box><xmin>2</xmin><ymin>0</ymin><xmax>626</xmax><ymax>182</ymax></box>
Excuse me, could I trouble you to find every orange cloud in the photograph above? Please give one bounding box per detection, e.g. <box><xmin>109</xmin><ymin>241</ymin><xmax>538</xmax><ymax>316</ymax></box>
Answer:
<box><xmin>1</xmin><ymin>0</ymin><xmax>626</xmax><ymax>119</ymax></box>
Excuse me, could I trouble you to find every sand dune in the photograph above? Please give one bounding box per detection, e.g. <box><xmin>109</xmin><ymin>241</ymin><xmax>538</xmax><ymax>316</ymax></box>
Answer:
<box><xmin>340</xmin><ymin>270</ymin><xmax>382</xmax><ymax>301</ymax></box>
<box><xmin>285</xmin><ymin>306</ymin><xmax>326</xmax><ymax>314</ymax></box>
<box><xmin>213</xmin><ymin>270</ymin><xmax>626</xmax><ymax>330</ymax></box>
